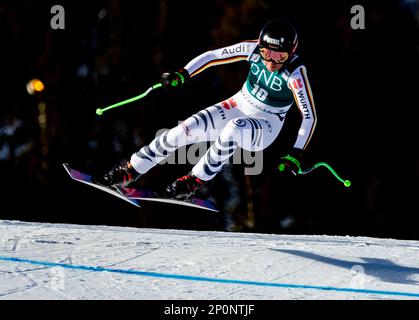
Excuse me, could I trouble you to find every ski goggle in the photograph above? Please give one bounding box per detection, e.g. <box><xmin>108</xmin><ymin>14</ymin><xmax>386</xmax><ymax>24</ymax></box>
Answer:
<box><xmin>259</xmin><ymin>48</ymin><xmax>289</xmax><ymax>64</ymax></box>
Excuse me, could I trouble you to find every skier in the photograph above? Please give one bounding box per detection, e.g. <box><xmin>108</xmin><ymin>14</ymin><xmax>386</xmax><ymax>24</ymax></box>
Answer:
<box><xmin>99</xmin><ymin>19</ymin><xmax>317</xmax><ymax>200</ymax></box>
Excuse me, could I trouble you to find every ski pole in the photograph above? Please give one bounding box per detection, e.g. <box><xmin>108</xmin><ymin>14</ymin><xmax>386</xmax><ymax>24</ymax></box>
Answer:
<box><xmin>96</xmin><ymin>83</ymin><xmax>163</xmax><ymax>116</ymax></box>
<box><xmin>278</xmin><ymin>157</ymin><xmax>351</xmax><ymax>188</ymax></box>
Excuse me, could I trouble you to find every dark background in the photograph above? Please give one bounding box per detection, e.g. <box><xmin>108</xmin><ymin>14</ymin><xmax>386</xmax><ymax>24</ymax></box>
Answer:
<box><xmin>1</xmin><ymin>0</ymin><xmax>418</xmax><ymax>239</ymax></box>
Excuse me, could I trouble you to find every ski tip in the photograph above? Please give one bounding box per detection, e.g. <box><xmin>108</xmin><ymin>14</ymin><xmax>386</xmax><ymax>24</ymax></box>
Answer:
<box><xmin>62</xmin><ymin>163</ymin><xmax>71</xmax><ymax>175</ymax></box>
<box><xmin>62</xmin><ymin>164</ymin><xmax>142</xmax><ymax>208</ymax></box>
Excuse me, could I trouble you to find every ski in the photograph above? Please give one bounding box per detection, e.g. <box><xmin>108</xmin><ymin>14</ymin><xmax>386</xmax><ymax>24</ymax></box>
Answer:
<box><xmin>116</xmin><ymin>186</ymin><xmax>219</xmax><ymax>213</ymax></box>
<box><xmin>63</xmin><ymin>163</ymin><xmax>141</xmax><ymax>208</ymax></box>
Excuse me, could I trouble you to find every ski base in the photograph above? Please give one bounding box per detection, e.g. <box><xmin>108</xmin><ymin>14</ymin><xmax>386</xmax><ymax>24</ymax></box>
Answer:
<box><xmin>117</xmin><ymin>187</ymin><xmax>219</xmax><ymax>213</ymax></box>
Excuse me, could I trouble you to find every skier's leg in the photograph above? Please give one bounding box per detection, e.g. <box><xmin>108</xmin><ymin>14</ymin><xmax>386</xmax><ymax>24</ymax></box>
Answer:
<box><xmin>192</xmin><ymin>115</ymin><xmax>284</xmax><ymax>181</ymax></box>
<box><xmin>163</xmin><ymin>114</ymin><xmax>284</xmax><ymax>199</ymax></box>
<box><xmin>129</xmin><ymin>104</ymin><xmax>239</xmax><ymax>175</ymax></box>
<box><xmin>100</xmin><ymin>98</ymin><xmax>243</xmax><ymax>187</ymax></box>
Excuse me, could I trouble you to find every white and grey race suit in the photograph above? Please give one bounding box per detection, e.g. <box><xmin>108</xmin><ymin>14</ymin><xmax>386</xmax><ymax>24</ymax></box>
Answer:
<box><xmin>130</xmin><ymin>40</ymin><xmax>317</xmax><ymax>181</ymax></box>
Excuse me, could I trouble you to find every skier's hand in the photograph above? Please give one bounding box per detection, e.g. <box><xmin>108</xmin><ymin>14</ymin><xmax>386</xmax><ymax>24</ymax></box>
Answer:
<box><xmin>278</xmin><ymin>148</ymin><xmax>303</xmax><ymax>176</ymax></box>
<box><xmin>161</xmin><ymin>68</ymin><xmax>189</xmax><ymax>90</ymax></box>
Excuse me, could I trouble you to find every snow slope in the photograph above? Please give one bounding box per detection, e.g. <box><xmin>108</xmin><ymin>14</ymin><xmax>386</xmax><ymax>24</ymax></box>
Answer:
<box><xmin>1</xmin><ymin>220</ymin><xmax>419</xmax><ymax>300</ymax></box>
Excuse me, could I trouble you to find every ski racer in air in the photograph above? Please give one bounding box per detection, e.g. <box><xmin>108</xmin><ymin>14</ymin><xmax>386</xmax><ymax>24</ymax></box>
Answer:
<box><xmin>99</xmin><ymin>19</ymin><xmax>317</xmax><ymax>200</ymax></box>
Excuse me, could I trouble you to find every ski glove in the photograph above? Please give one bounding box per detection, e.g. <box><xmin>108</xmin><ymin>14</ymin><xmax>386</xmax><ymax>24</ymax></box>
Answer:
<box><xmin>278</xmin><ymin>148</ymin><xmax>303</xmax><ymax>176</ymax></box>
<box><xmin>161</xmin><ymin>68</ymin><xmax>190</xmax><ymax>90</ymax></box>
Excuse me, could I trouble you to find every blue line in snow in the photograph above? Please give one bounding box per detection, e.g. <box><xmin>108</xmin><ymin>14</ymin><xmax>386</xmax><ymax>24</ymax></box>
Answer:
<box><xmin>1</xmin><ymin>256</ymin><xmax>419</xmax><ymax>298</ymax></box>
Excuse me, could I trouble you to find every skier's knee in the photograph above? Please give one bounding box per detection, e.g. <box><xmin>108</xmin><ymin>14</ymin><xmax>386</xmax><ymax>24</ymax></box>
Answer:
<box><xmin>165</xmin><ymin>125</ymin><xmax>186</xmax><ymax>146</ymax></box>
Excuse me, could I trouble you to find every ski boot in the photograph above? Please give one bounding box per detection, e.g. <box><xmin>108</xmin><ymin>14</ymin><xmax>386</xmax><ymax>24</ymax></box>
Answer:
<box><xmin>164</xmin><ymin>173</ymin><xmax>205</xmax><ymax>200</ymax></box>
<box><xmin>98</xmin><ymin>159</ymin><xmax>141</xmax><ymax>187</ymax></box>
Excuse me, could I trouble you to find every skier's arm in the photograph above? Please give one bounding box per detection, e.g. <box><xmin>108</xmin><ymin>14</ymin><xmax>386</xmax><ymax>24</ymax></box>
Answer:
<box><xmin>288</xmin><ymin>66</ymin><xmax>317</xmax><ymax>151</ymax></box>
<box><xmin>184</xmin><ymin>40</ymin><xmax>258</xmax><ymax>78</ymax></box>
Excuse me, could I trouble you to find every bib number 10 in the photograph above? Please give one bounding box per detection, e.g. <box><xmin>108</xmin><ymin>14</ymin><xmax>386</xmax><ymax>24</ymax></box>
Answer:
<box><xmin>251</xmin><ymin>84</ymin><xmax>268</xmax><ymax>101</ymax></box>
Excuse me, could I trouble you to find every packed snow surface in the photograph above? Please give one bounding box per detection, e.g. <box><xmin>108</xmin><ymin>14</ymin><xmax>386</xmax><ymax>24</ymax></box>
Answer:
<box><xmin>1</xmin><ymin>220</ymin><xmax>419</xmax><ymax>300</ymax></box>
